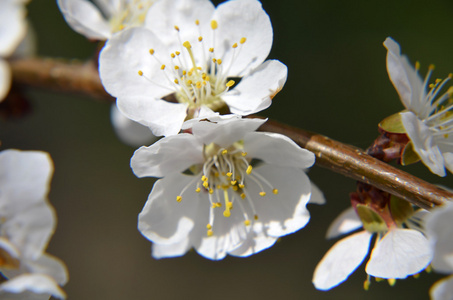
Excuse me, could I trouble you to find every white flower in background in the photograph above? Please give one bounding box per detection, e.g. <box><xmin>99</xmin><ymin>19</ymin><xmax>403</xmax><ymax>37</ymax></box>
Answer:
<box><xmin>425</xmin><ymin>201</ymin><xmax>453</xmax><ymax>300</ymax></box>
<box><xmin>134</xmin><ymin>116</ymin><xmax>316</xmax><ymax>260</ymax></box>
<box><xmin>384</xmin><ymin>37</ymin><xmax>453</xmax><ymax>176</ymax></box>
<box><xmin>0</xmin><ymin>150</ymin><xmax>68</xmax><ymax>299</ymax></box>
<box><xmin>57</xmin><ymin>0</ymin><xmax>156</xmax><ymax>40</ymax></box>
<box><xmin>0</xmin><ymin>0</ymin><xmax>28</xmax><ymax>102</ymax></box>
<box><xmin>100</xmin><ymin>0</ymin><xmax>287</xmax><ymax>137</ymax></box>
<box><xmin>313</xmin><ymin>204</ymin><xmax>432</xmax><ymax>290</ymax></box>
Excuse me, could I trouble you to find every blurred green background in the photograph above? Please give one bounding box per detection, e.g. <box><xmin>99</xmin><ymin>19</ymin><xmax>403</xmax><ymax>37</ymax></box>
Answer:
<box><xmin>2</xmin><ymin>0</ymin><xmax>453</xmax><ymax>299</ymax></box>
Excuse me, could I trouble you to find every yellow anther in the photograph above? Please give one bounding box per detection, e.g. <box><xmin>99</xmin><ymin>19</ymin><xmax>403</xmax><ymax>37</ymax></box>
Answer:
<box><xmin>449</xmin><ymin>73</ymin><xmax>453</xmax><ymax>79</ymax></box>
<box><xmin>226</xmin><ymin>172</ymin><xmax>232</xmax><ymax>177</ymax></box>
<box><xmin>216</xmin><ymin>202</ymin><xmax>222</xmax><ymax>207</ymax></box>
<box><xmin>149</xmin><ymin>48</ymin><xmax>155</xmax><ymax>55</ymax></box>
<box><xmin>174</xmin><ymin>79</ymin><xmax>179</xmax><ymax>84</ymax></box>
<box><xmin>202</xmin><ymin>81</ymin><xmax>206</xmax><ymax>86</ymax></box>
<box><xmin>273</xmin><ymin>189</ymin><xmax>279</xmax><ymax>195</ymax></box>
<box><xmin>174</xmin><ymin>25</ymin><xmax>180</xmax><ymax>31</ymax></box>
<box><xmin>176</xmin><ymin>196</ymin><xmax>182</xmax><ymax>202</ymax></box>
<box><xmin>171</xmin><ymin>53</ymin><xmax>176</xmax><ymax>58</ymax></box>
<box><xmin>174</xmin><ymin>65</ymin><xmax>180</xmax><ymax>70</ymax></box>
<box><xmin>259</xmin><ymin>192</ymin><xmax>266</xmax><ymax>197</ymax></box>
<box><xmin>175</xmin><ymin>51</ymin><xmax>180</xmax><ymax>56</ymax></box>
<box><xmin>206</xmin><ymin>224</ymin><xmax>212</xmax><ymax>229</ymax></box>
<box><xmin>226</xmin><ymin>80</ymin><xmax>235</xmax><ymax>87</ymax></box>
<box><xmin>226</xmin><ymin>202</ymin><xmax>233</xmax><ymax>209</ymax></box>
<box><xmin>232</xmin><ymin>185</ymin><xmax>238</xmax><ymax>191</ymax></box>
<box><xmin>212</xmin><ymin>58</ymin><xmax>217</xmax><ymax>63</ymax></box>
<box><xmin>198</xmin><ymin>36</ymin><xmax>203</xmax><ymax>42</ymax></box>
<box><xmin>217</xmin><ymin>59</ymin><xmax>222</xmax><ymax>65</ymax></box>
<box><xmin>118</xmin><ymin>24</ymin><xmax>125</xmax><ymax>31</ymax></box>
<box><xmin>207</xmin><ymin>229</ymin><xmax>213</xmax><ymax>237</ymax></box>
<box><xmin>415</xmin><ymin>61</ymin><xmax>420</xmax><ymax>70</ymax></box>
<box><xmin>244</xmin><ymin>220</ymin><xmax>251</xmax><ymax>226</ymax></box>
<box><xmin>138</xmin><ymin>70</ymin><xmax>143</xmax><ymax>76</ymax></box>
<box><xmin>426</xmin><ymin>265</ymin><xmax>432</xmax><ymax>273</ymax></box>
<box><xmin>161</xmin><ymin>64</ymin><xmax>166</xmax><ymax>70</ymax></box>
<box><xmin>196</xmin><ymin>81</ymin><xmax>202</xmax><ymax>88</ymax></box>
<box><xmin>240</xmin><ymin>193</ymin><xmax>246</xmax><ymax>199</ymax></box>
<box><xmin>241</xmin><ymin>152</ymin><xmax>247</xmax><ymax>156</ymax></box>
<box><xmin>413</xmin><ymin>273</ymin><xmax>420</xmax><ymax>279</ymax></box>
<box><xmin>188</xmin><ymin>71</ymin><xmax>193</xmax><ymax>76</ymax></box>
<box><xmin>203</xmin><ymin>181</ymin><xmax>209</xmax><ymax>188</ymax></box>
<box><xmin>202</xmin><ymin>175</ymin><xmax>207</xmax><ymax>181</ymax></box>
<box><xmin>209</xmin><ymin>47</ymin><xmax>214</xmax><ymax>53</ymax></box>
<box><xmin>254</xmin><ymin>214</ymin><xmax>259</xmax><ymax>220</ymax></box>
<box><xmin>211</xmin><ymin>20</ymin><xmax>218</xmax><ymax>30</ymax></box>
<box><xmin>183</xmin><ymin>41</ymin><xmax>192</xmax><ymax>49</ymax></box>
<box><xmin>221</xmin><ymin>149</ymin><xmax>228</xmax><ymax>155</ymax></box>
<box><xmin>231</xmin><ymin>180</ymin><xmax>237</xmax><ymax>185</ymax></box>
<box><xmin>187</xmin><ymin>80</ymin><xmax>193</xmax><ymax>85</ymax></box>
<box><xmin>240</xmin><ymin>37</ymin><xmax>247</xmax><ymax>44</ymax></box>
<box><xmin>444</xmin><ymin>133</ymin><xmax>449</xmax><ymax>139</ymax></box>
<box><xmin>197</xmin><ymin>66</ymin><xmax>202</xmax><ymax>70</ymax></box>
<box><xmin>387</xmin><ymin>278</ymin><xmax>396</xmax><ymax>286</ymax></box>
<box><xmin>375</xmin><ymin>277</ymin><xmax>384</xmax><ymax>282</ymax></box>
<box><xmin>238</xmin><ymin>184</ymin><xmax>245</xmax><ymax>189</ymax></box>
<box><xmin>232</xmin><ymin>43</ymin><xmax>238</xmax><ymax>48</ymax></box>
<box><xmin>429</xmin><ymin>64</ymin><xmax>435</xmax><ymax>70</ymax></box>
<box><xmin>214</xmin><ymin>172</ymin><xmax>219</xmax><ymax>177</ymax></box>
<box><xmin>182</xmin><ymin>70</ymin><xmax>187</xmax><ymax>75</ymax></box>
<box><xmin>209</xmin><ymin>188</ymin><xmax>214</xmax><ymax>194</ymax></box>
<box><xmin>363</xmin><ymin>279</ymin><xmax>371</xmax><ymax>291</ymax></box>
<box><xmin>195</xmin><ymin>19</ymin><xmax>200</xmax><ymax>25</ymax></box>
<box><xmin>223</xmin><ymin>210</ymin><xmax>231</xmax><ymax>217</ymax></box>
<box><xmin>246</xmin><ymin>165</ymin><xmax>252</xmax><ymax>174</ymax></box>
<box><xmin>205</xmin><ymin>76</ymin><xmax>210</xmax><ymax>81</ymax></box>
<box><xmin>195</xmin><ymin>187</ymin><xmax>201</xmax><ymax>193</ymax></box>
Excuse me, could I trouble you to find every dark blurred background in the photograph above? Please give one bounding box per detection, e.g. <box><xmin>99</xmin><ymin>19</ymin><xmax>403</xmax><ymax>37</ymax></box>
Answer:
<box><xmin>2</xmin><ymin>0</ymin><xmax>453</xmax><ymax>299</ymax></box>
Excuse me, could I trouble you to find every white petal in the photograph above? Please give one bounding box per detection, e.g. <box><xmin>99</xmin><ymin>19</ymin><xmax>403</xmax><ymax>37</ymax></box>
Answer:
<box><xmin>191</xmin><ymin>117</ymin><xmax>266</xmax><ymax>148</ymax></box>
<box><xmin>366</xmin><ymin>228</ymin><xmax>432</xmax><ymax>278</ymax></box>
<box><xmin>228</xmin><ymin>227</ymin><xmax>277</xmax><ymax>257</ymax></box>
<box><xmin>152</xmin><ymin>238</ymin><xmax>191</xmax><ymax>259</ymax></box>
<box><xmin>0</xmin><ymin>59</ymin><xmax>11</xmax><ymax>102</ymax></box>
<box><xmin>326</xmin><ymin>207</ymin><xmax>362</xmax><ymax>239</ymax></box>
<box><xmin>93</xmin><ymin>0</ymin><xmax>122</xmax><ymax>19</ymax></box>
<box><xmin>223</xmin><ymin>60</ymin><xmax>287</xmax><ymax>115</ymax></box>
<box><xmin>308</xmin><ymin>181</ymin><xmax>326</xmax><ymax>205</ymax></box>
<box><xmin>430</xmin><ymin>275</ymin><xmax>453</xmax><ymax>300</ymax></box>
<box><xmin>313</xmin><ymin>231</ymin><xmax>372</xmax><ymax>290</ymax></box>
<box><xmin>145</xmin><ymin>0</ymin><xmax>215</xmax><ymax>50</ymax></box>
<box><xmin>110</xmin><ymin>104</ymin><xmax>158</xmax><ymax>147</ymax></box>
<box><xmin>246</xmin><ymin>164</ymin><xmax>312</xmax><ymax>237</ymax></box>
<box><xmin>25</xmin><ymin>254</ymin><xmax>69</xmax><ymax>285</ymax></box>
<box><xmin>384</xmin><ymin>37</ymin><xmax>425</xmax><ymax>114</ymax></box>
<box><xmin>244</xmin><ymin>132</ymin><xmax>315</xmax><ymax>169</ymax></box>
<box><xmin>401</xmin><ymin>111</ymin><xmax>446</xmax><ymax>176</ymax></box>
<box><xmin>138</xmin><ymin>174</ymin><xmax>199</xmax><ymax>245</ymax></box>
<box><xmin>0</xmin><ymin>274</ymin><xmax>65</xmax><ymax>299</ymax></box>
<box><xmin>57</xmin><ymin>0</ymin><xmax>111</xmax><ymax>40</ymax></box>
<box><xmin>212</xmin><ymin>0</ymin><xmax>272</xmax><ymax>76</ymax></box>
<box><xmin>0</xmin><ymin>0</ymin><xmax>26</xmax><ymax>56</ymax></box>
<box><xmin>117</xmin><ymin>96</ymin><xmax>188</xmax><ymax>137</ymax></box>
<box><xmin>131</xmin><ymin>133</ymin><xmax>203</xmax><ymax>178</ymax></box>
<box><xmin>425</xmin><ymin>202</ymin><xmax>453</xmax><ymax>273</ymax></box>
<box><xmin>99</xmin><ymin>27</ymin><xmax>170</xmax><ymax>99</ymax></box>
<box><xmin>443</xmin><ymin>152</ymin><xmax>453</xmax><ymax>174</ymax></box>
<box><xmin>0</xmin><ymin>150</ymin><xmax>53</xmax><ymax>211</ymax></box>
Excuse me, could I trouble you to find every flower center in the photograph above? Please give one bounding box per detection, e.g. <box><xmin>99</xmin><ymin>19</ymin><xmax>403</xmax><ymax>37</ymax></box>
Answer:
<box><xmin>138</xmin><ymin>19</ymin><xmax>247</xmax><ymax>118</ymax></box>
<box><xmin>177</xmin><ymin>141</ymin><xmax>278</xmax><ymax>237</ymax></box>
<box><xmin>110</xmin><ymin>0</ymin><xmax>154</xmax><ymax>32</ymax></box>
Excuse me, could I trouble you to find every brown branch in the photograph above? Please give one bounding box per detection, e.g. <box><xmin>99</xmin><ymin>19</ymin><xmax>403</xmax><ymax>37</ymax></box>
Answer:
<box><xmin>10</xmin><ymin>57</ymin><xmax>453</xmax><ymax>209</ymax></box>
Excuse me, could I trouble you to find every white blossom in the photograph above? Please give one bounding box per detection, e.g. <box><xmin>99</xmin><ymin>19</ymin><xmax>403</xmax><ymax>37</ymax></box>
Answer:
<box><xmin>57</xmin><ymin>0</ymin><xmax>156</xmax><ymax>40</ymax></box>
<box><xmin>134</xmin><ymin>116</ymin><xmax>317</xmax><ymax>260</ymax></box>
<box><xmin>99</xmin><ymin>0</ymin><xmax>287</xmax><ymax>136</ymax></box>
<box><xmin>384</xmin><ymin>37</ymin><xmax>453</xmax><ymax>176</ymax></box>
<box><xmin>313</xmin><ymin>206</ymin><xmax>432</xmax><ymax>290</ymax></box>
<box><xmin>425</xmin><ymin>201</ymin><xmax>453</xmax><ymax>300</ymax></box>
<box><xmin>0</xmin><ymin>0</ymin><xmax>28</xmax><ymax>101</ymax></box>
<box><xmin>0</xmin><ymin>150</ymin><xmax>68</xmax><ymax>299</ymax></box>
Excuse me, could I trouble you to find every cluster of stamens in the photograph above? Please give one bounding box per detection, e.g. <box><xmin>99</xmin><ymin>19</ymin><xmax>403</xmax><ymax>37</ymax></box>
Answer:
<box><xmin>110</xmin><ymin>0</ymin><xmax>154</xmax><ymax>32</ymax></box>
<box><xmin>138</xmin><ymin>18</ymin><xmax>247</xmax><ymax>115</ymax></box>
<box><xmin>176</xmin><ymin>142</ymin><xmax>278</xmax><ymax>237</ymax></box>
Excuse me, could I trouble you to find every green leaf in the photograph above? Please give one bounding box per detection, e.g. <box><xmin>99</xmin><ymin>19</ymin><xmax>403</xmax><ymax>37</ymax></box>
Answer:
<box><xmin>356</xmin><ymin>204</ymin><xmax>388</xmax><ymax>233</ymax></box>
<box><xmin>379</xmin><ymin>112</ymin><xmax>406</xmax><ymax>134</ymax></box>
<box><xmin>389</xmin><ymin>195</ymin><xmax>414</xmax><ymax>223</ymax></box>
<box><xmin>401</xmin><ymin>141</ymin><xmax>420</xmax><ymax>166</ymax></box>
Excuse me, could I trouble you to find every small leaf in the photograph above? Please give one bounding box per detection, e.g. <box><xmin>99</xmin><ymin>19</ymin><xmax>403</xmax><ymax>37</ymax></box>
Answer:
<box><xmin>389</xmin><ymin>195</ymin><xmax>413</xmax><ymax>223</ymax></box>
<box><xmin>379</xmin><ymin>112</ymin><xmax>406</xmax><ymax>134</ymax></box>
<box><xmin>401</xmin><ymin>141</ymin><xmax>420</xmax><ymax>166</ymax></box>
<box><xmin>356</xmin><ymin>204</ymin><xmax>388</xmax><ymax>233</ymax></box>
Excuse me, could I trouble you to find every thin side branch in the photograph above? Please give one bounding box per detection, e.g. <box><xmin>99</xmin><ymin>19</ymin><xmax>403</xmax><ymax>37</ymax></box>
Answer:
<box><xmin>10</xmin><ymin>57</ymin><xmax>453</xmax><ymax>209</ymax></box>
